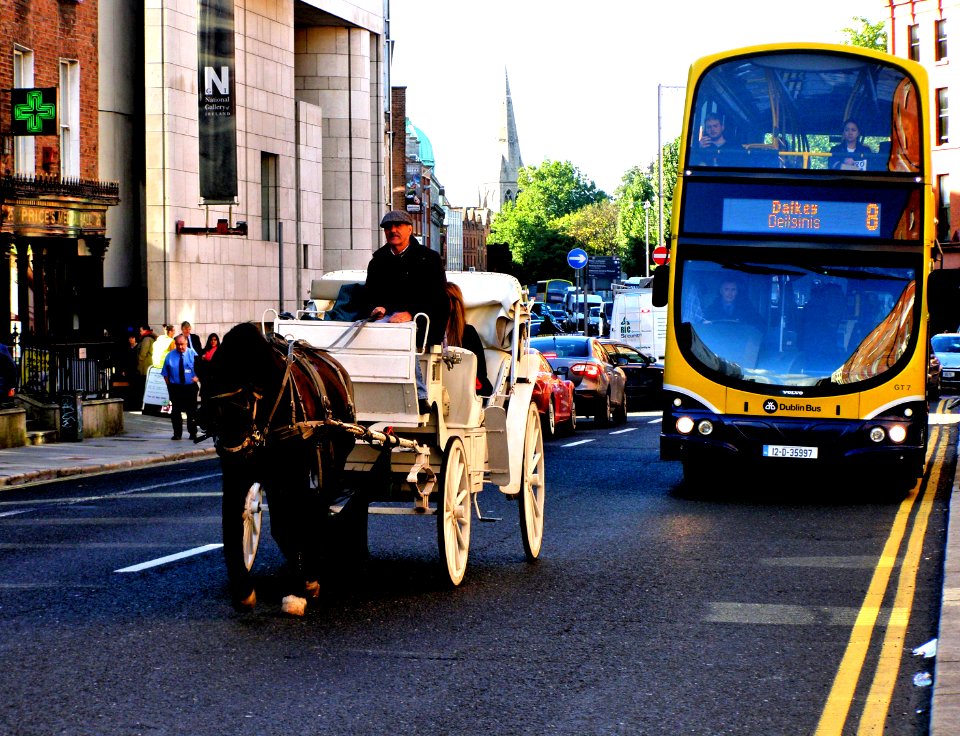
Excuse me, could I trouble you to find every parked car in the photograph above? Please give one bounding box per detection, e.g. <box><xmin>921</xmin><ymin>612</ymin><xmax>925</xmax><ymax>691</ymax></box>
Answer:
<box><xmin>931</xmin><ymin>333</ymin><xmax>960</xmax><ymax>394</ymax></box>
<box><xmin>529</xmin><ymin>348</ymin><xmax>577</xmax><ymax>438</ymax></box>
<box><xmin>529</xmin><ymin>335</ymin><xmax>627</xmax><ymax>425</ymax></box>
<box><xmin>929</xmin><ymin>352</ymin><xmax>942</xmax><ymax>400</ymax></box>
<box><xmin>600</xmin><ymin>340</ymin><xmax>664</xmax><ymax>409</ymax></box>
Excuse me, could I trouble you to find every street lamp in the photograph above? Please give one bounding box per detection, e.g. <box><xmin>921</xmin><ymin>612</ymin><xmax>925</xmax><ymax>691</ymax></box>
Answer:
<box><xmin>642</xmin><ymin>200</ymin><xmax>651</xmax><ymax>278</ymax></box>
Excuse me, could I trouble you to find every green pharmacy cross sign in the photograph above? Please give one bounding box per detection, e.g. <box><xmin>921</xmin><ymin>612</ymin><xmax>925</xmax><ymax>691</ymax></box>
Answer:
<box><xmin>10</xmin><ymin>88</ymin><xmax>57</xmax><ymax>136</ymax></box>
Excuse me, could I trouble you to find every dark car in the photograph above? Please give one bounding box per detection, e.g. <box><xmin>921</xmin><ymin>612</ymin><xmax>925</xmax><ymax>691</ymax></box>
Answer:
<box><xmin>931</xmin><ymin>333</ymin><xmax>960</xmax><ymax>393</ymax></box>
<box><xmin>529</xmin><ymin>348</ymin><xmax>577</xmax><ymax>438</ymax></box>
<box><xmin>529</xmin><ymin>335</ymin><xmax>627</xmax><ymax>425</ymax></box>
<box><xmin>600</xmin><ymin>340</ymin><xmax>664</xmax><ymax>410</ymax></box>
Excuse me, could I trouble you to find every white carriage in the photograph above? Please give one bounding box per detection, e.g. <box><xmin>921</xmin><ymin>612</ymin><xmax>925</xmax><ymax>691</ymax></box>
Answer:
<box><xmin>267</xmin><ymin>270</ymin><xmax>545</xmax><ymax>585</ymax></box>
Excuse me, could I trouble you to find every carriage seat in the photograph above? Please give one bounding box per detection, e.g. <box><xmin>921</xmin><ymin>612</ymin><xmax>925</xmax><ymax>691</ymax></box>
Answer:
<box><xmin>441</xmin><ymin>347</ymin><xmax>484</xmax><ymax>428</ymax></box>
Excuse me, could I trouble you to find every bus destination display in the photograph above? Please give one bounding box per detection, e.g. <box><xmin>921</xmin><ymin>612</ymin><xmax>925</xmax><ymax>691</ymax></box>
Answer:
<box><xmin>722</xmin><ymin>199</ymin><xmax>881</xmax><ymax>238</ymax></box>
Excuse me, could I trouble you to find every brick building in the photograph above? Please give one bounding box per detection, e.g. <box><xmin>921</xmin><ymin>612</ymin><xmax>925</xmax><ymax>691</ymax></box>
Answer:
<box><xmin>0</xmin><ymin>0</ymin><xmax>119</xmax><ymax>347</ymax></box>
<box><xmin>887</xmin><ymin>0</ymin><xmax>960</xmax><ymax>265</ymax></box>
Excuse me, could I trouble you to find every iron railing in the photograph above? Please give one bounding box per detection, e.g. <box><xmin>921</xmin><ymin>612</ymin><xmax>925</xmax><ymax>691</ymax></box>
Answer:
<box><xmin>17</xmin><ymin>345</ymin><xmax>111</xmax><ymax>399</ymax></box>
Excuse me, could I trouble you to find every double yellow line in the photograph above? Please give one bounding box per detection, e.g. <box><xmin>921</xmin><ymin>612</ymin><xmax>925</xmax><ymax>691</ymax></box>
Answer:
<box><xmin>815</xmin><ymin>404</ymin><xmax>948</xmax><ymax>735</ymax></box>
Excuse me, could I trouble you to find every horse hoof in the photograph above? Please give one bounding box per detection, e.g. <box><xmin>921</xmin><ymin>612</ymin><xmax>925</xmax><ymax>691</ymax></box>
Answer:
<box><xmin>281</xmin><ymin>595</ymin><xmax>307</xmax><ymax>617</ymax></box>
<box><xmin>305</xmin><ymin>580</ymin><xmax>320</xmax><ymax>599</ymax></box>
<box><xmin>232</xmin><ymin>589</ymin><xmax>256</xmax><ymax>611</ymax></box>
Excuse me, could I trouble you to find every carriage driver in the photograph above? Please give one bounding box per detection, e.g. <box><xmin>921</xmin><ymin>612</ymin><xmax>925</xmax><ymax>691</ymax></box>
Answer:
<box><xmin>366</xmin><ymin>210</ymin><xmax>450</xmax><ymax>416</ymax></box>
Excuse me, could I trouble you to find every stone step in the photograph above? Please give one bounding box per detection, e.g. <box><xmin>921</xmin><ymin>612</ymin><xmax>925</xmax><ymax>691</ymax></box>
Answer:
<box><xmin>26</xmin><ymin>429</ymin><xmax>58</xmax><ymax>445</ymax></box>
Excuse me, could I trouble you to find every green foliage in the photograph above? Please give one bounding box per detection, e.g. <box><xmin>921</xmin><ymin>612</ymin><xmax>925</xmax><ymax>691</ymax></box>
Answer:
<box><xmin>488</xmin><ymin>160</ymin><xmax>608</xmax><ymax>282</ymax></box>
<box><xmin>842</xmin><ymin>16</ymin><xmax>887</xmax><ymax>51</ymax></box>
<box><xmin>613</xmin><ymin>138</ymin><xmax>680</xmax><ymax>276</ymax></box>
<box><xmin>556</xmin><ymin>200</ymin><xmax>620</xmax><ymax>257</ymax></box>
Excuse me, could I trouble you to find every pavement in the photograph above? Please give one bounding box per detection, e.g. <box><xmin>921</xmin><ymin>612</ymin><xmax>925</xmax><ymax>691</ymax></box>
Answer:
<box><xmin>0</xmin><ymin>409</ymin><xmax>957</xmax><ymax>733</ymax></box>
<box><xmin>0</xmin><ymin>410</ymin><xmax>216</xmax><ymax>487</ymax></box>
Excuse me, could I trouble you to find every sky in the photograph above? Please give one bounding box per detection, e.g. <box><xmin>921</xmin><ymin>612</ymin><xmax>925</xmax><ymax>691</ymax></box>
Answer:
<box><xmin>389</xmin><ymin>0</ymin><xmax>886</xmax><ymax>205</ymax></box>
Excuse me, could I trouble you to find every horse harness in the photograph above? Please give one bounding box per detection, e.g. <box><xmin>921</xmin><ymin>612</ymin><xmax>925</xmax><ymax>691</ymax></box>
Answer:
<box><xmin>214</xmin><ymin>336</ymin><xmax>355</xmax><ymax>455</ymax></box>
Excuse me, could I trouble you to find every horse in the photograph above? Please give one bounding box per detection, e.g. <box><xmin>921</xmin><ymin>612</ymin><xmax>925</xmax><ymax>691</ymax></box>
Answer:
<box><xmin>197</xmin><ymin>321</ymin><xmax>357</xmax><ymax>615</ymax></box>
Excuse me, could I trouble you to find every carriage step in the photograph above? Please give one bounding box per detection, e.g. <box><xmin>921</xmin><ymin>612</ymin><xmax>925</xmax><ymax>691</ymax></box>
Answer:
<box><xmin>328</xmin><ymin>503</ymin><xmax>437</xmax><ymax>516</ymax></box>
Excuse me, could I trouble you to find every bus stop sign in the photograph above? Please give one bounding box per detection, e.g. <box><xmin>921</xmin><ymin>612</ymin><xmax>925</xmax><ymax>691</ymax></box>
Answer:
<box><xmin>652</xmin><ymin>245</ymin><xmax>670</xmax><ymax>266</ymax></box>
<box><xmin>567</xmin><ymin>248</ymin><xmax>588</xmax><ymax>270</ymax></box>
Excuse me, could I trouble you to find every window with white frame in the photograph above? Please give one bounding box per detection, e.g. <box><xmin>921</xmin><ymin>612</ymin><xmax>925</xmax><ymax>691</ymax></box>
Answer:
<box><xmin>938</xmin><ymin>174</ymin><xmax>951</xmax><ymax>242</ymax></box>
<box><xmin>59</xmin><ymin>59</ymin><xmax>80</xmax><ymax>177</ymax></box>
<box><xmin>937</xmin><ymin>19</ymin><xmax>948</xmax><ymax>61</ymax></box>
<box><xmin>938</xmin><ymin>88</ymin><xmax>949</xmax><ymax>145</ymax></box>
<box><xmin>909</xmin><ymin>24</ymin><xmax>920</xmax><ymax>61</ymax></box>
<box><xmin>13</xmin><ymin>47</ymin><xmax>35</xmax><ymax>175</ymax></box>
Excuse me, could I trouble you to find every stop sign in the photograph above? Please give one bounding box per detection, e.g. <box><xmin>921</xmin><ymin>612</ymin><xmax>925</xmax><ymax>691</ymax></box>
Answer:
<box><xmin>652</xmin><ymin>245</ymin><xmax>670</xmax><ymax>265</ymax></box>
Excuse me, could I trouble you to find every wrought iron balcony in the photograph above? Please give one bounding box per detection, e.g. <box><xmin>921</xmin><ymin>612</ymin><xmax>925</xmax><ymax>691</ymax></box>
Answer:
<box><xmin>1</xmin><ymin>173</ymin><xmax>120</xmax><ymax>204</ymax></box>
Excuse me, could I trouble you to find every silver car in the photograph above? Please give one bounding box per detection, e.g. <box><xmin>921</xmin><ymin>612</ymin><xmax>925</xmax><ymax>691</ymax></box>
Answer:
<box><xmin>529</xmin><ymin>335</ymin><xmax>627</xmax><ymax>425</ymax></box>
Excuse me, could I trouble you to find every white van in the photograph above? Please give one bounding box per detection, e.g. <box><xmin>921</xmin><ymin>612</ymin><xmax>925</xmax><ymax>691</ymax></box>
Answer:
<box><xmin>610</xmin><ymin>289</ymin><xmax>667</xmax><ymax>358</ymax></box>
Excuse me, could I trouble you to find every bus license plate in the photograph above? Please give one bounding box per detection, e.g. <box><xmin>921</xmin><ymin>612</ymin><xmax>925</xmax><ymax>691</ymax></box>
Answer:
<box><xmin>763</xmin><ymin>445</ymin><xmax>818</xmax><ymax>459</ymax></box>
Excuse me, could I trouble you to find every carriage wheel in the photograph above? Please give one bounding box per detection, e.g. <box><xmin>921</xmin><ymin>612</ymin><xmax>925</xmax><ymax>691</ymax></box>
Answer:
<box><xmin>436</xmin><ymin>436</ymin><xmax>471</xmax><ymax>586</ymax></box>
<box><xmin>519</xmin><ymin>402</ymin><xmax>545</xmax><ymax>561</ymax></box>
<box><xmin>241</xmin><ymin>483</ymin><xmax>265</xmax><ymax>570</ymax></box>
<box><xmin>221</xmin><ymin>479</ymin><xmax>264</xmax><ymax>606</ymax></box>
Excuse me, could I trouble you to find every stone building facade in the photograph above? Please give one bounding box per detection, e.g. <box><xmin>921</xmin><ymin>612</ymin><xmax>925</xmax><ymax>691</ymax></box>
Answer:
<box><xmin>98</xmin><ymin>0</ymin><xmax>389</xmax><ymax>343</ymax></box>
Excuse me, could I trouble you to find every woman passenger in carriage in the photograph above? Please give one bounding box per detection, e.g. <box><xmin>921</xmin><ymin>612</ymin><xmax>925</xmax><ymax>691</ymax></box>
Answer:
<box><xmin>445</xmin><ymin>282</ymin><xmax>493</xmax><ymax>396</ymax></box>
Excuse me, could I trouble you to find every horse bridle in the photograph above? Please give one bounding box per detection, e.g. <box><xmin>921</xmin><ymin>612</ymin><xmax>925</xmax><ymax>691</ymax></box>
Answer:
<box><xmin>208</xmin><ymin>336</ymin><xmax>355</xmax><ymax>456</ymax></box>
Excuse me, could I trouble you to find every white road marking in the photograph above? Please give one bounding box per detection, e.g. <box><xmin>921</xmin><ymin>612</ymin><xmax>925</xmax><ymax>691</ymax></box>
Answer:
<box><xmin>115</xmin><ymin>543</ymin><xmax>223</xmax><ymax>573</ymax></box>
<box><xmin>929</xmin><ymin>413</ymin><xmax>960</xmax><ymax>425</ymax></box>
<box><xmin>561</xmin><ymin>439</ymin><xmax>595</xmax><ymax>448</ymax></box>
<box><xmin>704</xmin><ymin>602</ymin><xmax>901</xmax><ymax>626</ymax></box>
<box><xmin>0</xmin><ymin>474</ymin><xmax>222</xmax><ymax>509</ymax></box>
<box><xmin>647</xmin><ymin>417</ymin><xmax>662</xmax><ymax>424</ymax></box>
<box><xmin>0</xmin><ymin>509</ymin><xmax>35</xmax><ymax>518</ymax></box>
<box><xmin>609</xmin><ymin>427</ymin><xmax>637</xmax><ymax>435</ymax></box>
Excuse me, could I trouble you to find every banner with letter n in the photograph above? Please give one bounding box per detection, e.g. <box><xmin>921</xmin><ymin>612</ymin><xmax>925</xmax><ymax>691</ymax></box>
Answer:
<box><xmin>197</xmin><ymin>0</ymin><xmax>238</xmax><ymax>204</ymax></box>
<box><xmin>10</xmin><ymin>88</ymin><xmax>57</xmax><ymax>136</ymax></box>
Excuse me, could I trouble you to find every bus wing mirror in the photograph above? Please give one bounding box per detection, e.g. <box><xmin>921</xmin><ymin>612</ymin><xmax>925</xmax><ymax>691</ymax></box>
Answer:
<box><xmin>652</xmin><ymin>265</ymin><xmax>669</xmax><ymax>308</ymax></box>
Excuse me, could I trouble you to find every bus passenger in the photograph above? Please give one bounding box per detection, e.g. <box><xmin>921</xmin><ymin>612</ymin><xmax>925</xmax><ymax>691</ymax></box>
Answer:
<box><xmin>703</xmin><ymin>278</ymin><xmax>761</xmax><ymax>326</ymax></box>
<box><xmin>696</xmin><ymin>113</ymin><xmax>738</xmax><ymax>166</ymax></box>
<box><xmin>830</xmin><ymin>119</ymin><xmax>873</xmax><ymax>170</ymax></box>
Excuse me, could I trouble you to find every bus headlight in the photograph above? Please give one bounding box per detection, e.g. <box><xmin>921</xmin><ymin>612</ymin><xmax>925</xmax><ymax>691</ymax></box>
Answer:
<box><xmin>869</xmin><ymin>427</ymin><xmax>886</xmax><ymax>443</ymax></box>
<box><xmin>888</xmin><ymin>425</ymin><xmax>907</xmax><ymax>443</ymax></box>
<box><xmin>697</xmin><ymin>420</ymin><xmax>714</xmax><ymax>436</ymax></box>
<box><xmin>677</xmin><ymin>416</ymin><xmax>695</xmax><ymax>435</ymax></box>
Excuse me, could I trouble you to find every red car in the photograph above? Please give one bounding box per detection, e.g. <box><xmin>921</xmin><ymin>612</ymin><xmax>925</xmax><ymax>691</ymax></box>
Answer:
<box><xmin>530</xmin><ymin>348</ymin><xmax>577</xmax><ymax>438</ymax></box>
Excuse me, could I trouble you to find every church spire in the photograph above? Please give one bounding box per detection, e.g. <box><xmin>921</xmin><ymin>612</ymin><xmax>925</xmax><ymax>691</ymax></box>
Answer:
<box><xmin>483</xmin><ymin>68</ymin><xmax>524</xmax><ymax>213</ymax></box>
<box><xmin>500</xmin><ymin>68</ymin><xmax>523</xmax><ymax>171</ymax></box>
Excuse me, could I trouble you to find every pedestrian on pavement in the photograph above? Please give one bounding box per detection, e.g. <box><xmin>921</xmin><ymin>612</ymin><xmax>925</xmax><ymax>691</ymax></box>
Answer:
<box><xmin>135</xmin><ymin>324</ymin><xmax>157</xmax><ymax>407</ymax></box>
<box><xmin>161</xmin><ymin>335</ymin><xmax>199</xmax><ymax>440</ymax></box>
<box><xmin>364</xmin><ymin>210</ymin><xmax>449</xmax><ymax>415</ymax></box>
<box><xmin>152</xmin><ymin>324</ymin><xmax>175</xmax><ymax>369</ymax></box>
<box><xmin>179</xmin><ymin>321</ymin><xmax>203</xmax><ymax>354</ymax></box>
<box><xmin>196</xmin><ymin>333</ymin><xmax>219</xmax><ymax>381</ymax></box>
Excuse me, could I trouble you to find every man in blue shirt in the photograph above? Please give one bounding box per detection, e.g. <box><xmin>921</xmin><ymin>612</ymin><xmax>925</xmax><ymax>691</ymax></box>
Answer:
<box><xmin>161</xmin><ymin>335</ymin><xmax>199</xmax><ymax>440</ymax></box>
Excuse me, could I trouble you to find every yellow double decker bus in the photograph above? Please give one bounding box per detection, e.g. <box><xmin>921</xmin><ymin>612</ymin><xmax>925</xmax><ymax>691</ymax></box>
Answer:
<box><xmin>657</xmin><ymin>44</ymin><xmax>932</xmax><ymax>487</ymax></box>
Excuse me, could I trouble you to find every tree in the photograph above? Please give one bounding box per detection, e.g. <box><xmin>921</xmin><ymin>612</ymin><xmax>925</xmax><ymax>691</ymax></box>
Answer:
<box><xmin>613</xmin><ymin>137</ymin><xmax>680</xmax><ymax>276</ymax></box>
<box><xmin>556</xmin><ymin>200</ymin><xmax>619</xmax><ymax>257</ymax></box>
<box><xmin>488</xmin><ymin>160</ymin><xmax>608</xmax><ymax>282</ymax></box>
<box><xmin>842</xmin><ymin>16</ymin><xmax>887</xmax><ymax>51</ymax></box>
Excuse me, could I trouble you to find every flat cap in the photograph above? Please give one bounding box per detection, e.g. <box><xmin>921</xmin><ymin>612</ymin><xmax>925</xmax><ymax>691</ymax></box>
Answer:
<box><xmin>379</xmin><ymin>210</ymin><xmax>413</xmax><ymax>227</ymax></box>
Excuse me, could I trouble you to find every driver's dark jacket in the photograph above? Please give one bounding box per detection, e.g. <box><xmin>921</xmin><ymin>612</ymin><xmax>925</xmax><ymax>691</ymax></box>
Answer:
<box><xmin>365</xmin><ymin>237</ymin><xmax>449</xmax><ymax>347</ymax></box>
